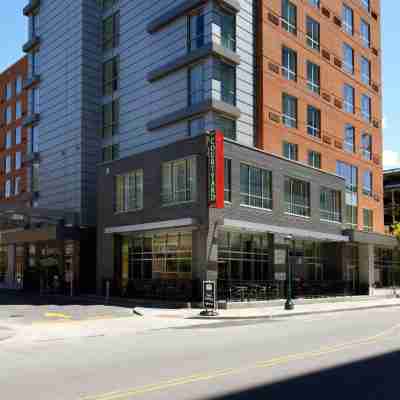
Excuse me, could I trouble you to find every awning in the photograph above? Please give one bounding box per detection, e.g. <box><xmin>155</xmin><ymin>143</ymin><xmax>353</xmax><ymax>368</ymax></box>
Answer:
<box><xmin>104</xmin><ymin>218</ymin><xmax>198</xmax><ymax>235</ymax></box>
<box><xmin>223</xmin><ymin>219</ymin><xmax>349</xmax><ymax>242</ymax></box>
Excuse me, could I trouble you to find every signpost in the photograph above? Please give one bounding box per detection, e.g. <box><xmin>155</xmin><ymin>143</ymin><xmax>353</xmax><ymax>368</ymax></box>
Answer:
<box><xmin>200</xmin><ymin>280</ymin><xmax>218</xmax><ymax>316</ymax></box>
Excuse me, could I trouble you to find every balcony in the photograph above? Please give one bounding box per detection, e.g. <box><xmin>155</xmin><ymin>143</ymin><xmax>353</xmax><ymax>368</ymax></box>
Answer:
<box><xmin>23</xmin><ymin>74</ymin><xmax>41</xmax><ymax>90</ymax></box>
<box><xmin>22</xmin><ymin>34</ymin><xmax>40</xmax><ymax>53</ymax></box>
<box><xmin>23</xmin><ymin>0</ymin><xmax>40</xmax><ymax>16</ymax></box>
<box><xmin>22</xmin><ymin>113</ymin><xmax>40</xmax><ymax>128</ymax></box>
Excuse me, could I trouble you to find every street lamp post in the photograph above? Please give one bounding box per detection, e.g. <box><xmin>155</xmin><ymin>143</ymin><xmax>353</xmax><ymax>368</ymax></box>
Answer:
<box><xmin>284</xmin><ymin>234</ymin><xmax>295</xmax><ymax>310</ymax></box>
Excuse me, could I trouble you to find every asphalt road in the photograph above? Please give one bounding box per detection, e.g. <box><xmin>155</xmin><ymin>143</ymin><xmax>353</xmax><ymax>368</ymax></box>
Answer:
<box><xmin>1</xmin><ymin>305</ymin><xmax>400</xmax><ymax>400</ymax></box>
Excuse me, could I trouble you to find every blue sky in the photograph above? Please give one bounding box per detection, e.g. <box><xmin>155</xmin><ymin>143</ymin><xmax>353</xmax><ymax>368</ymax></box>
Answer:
<box><xmin>1</xmin><ymin>1</ymin><xmax>398</xmax><ymax>168</ymax></box>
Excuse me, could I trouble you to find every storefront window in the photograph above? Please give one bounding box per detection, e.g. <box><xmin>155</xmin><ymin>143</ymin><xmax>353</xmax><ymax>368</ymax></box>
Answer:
<box><xmin>374</xmin><ymin>248</ymin><xmax>400</xmax><ymax>288</ymax></box>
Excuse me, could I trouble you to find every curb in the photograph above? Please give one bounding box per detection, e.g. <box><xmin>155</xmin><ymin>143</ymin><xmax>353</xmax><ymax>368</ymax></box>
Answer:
<box><xmin>0</xmin><ymin>327</ymin><xmax>15</xmax><ymax>342</ymax></box>
<box><xmin>189</xmin><ymin>303</ymin><xmax>400</xmax><ymax>321</ymax></box>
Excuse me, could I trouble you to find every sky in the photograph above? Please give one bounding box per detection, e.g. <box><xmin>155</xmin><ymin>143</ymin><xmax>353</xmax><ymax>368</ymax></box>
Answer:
<box><xmin>0</xmin><ymin>1</ymin><xmax>399</xmax><ymax>169</ymax></box>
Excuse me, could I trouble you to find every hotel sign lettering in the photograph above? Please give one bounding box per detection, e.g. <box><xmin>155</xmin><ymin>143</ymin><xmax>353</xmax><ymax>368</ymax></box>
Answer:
<box><xmin>208</xmin><ymin>131</ymin><xmax>224</xmax><ymax>209</ymax></box>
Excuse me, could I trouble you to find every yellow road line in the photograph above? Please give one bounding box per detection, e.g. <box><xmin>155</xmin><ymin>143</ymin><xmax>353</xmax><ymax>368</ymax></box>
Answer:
<box><xmin>80</xmin><ymin>323</ymin><xmax>400</xmax><ymax>400</ymax></box>
<box><xmin>44</xmin><ymin>312</ymin><xmax>72</xmax><ymax>319</ymax></box>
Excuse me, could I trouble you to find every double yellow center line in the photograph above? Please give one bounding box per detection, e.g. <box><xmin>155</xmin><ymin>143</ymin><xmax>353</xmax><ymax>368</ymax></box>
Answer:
<box><xmin>81</xmin><ymin>323</ymin><xmax>400</xmax><ymax>400</ymax></box>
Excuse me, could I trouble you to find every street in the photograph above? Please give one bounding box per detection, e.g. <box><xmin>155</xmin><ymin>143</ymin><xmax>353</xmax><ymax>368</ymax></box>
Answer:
<box><xmin>1</xmin><ymin>293</ymin><xmax>400</xmax><ymax>399</ymax></box>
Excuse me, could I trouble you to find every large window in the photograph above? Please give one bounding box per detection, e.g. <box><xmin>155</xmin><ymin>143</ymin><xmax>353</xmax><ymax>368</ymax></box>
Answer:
<box><xmin>320</xmin><ymin>187</ymin><xmax>341</xmax><ymax>223</ymax></box>
<box><xmin>5</xmin><ymin>83</ymin><xmax>12</xmax><ymax>101</ymax></box>
<box><xmin>5</xmin><ymin>106</ymin><xmax>12</xmax><ymax>125</ymax></box>
<box><xmin>361</xmin><ymin>56</ymin><xmax>371</xmax><ymax>85</ymax></box>
<box><xmin>308</xmin><ymin>150</ymin><xmax>321</xmax><ymax>169</ymax></box>
<box><xmin>103</xmin><ymin>11</ymin><xmax>120</xmax><ymax>50</ymax></box>
<box><xmin>225</xmin><ymin>158</ymin><xmax>232</xmax><ymax>202</ymax></box>
<box><xmin>343</xmin><ymin>84</ymin><xmax>355</xmax><ymax>114</ymax></box>
<box><xmin>213</xmin><ymin>8</ymin><xmax>236</xmax><ymax>51</ymax></box>
<box><xmin>102</xmin><ymin>99</ymin><xmax>119</xmax><ymax>138</ymax></box>
<box><xmin>102</xmin><ymin>144</ymin><xmax>120</xmax><ymax>162</ymax></box>
<box><xmin>16</xmin><ymin>76</ymin><xmax>22</xmax><ymax>95</ymax></box>
<box><xmin>5</xmin><ymin>156</ymin><xmax>11</xmax><ymax>174</ymax></box>
<box><xmin>216</xmin><ymin>116</ymin><xmax>236</xmax><ymax>140</ymax></box>
<box><xmin>188</xmin><ymin>10</ymin><xmax>205</xmax><ymax>51</ymax></box>
<box><xmin>337</xmin><ymin>161</ymin><xmax>358</xmax><ymax>227</ymax></box>
<box><xmin>189</xmin><ymin>64</ymin><xmax>204</xmax><ymax>105</ymax></box>
<box><xmin>343</xmin><ymin>43</ymin><xmax>354</xmax><ymax>74</ymax></box>
<box><xmin>103</xmin><ymin>57</ymin><xmax>119</xmax><ymax>96</ymax></box>
<box><xmin>240</xmin><ymin>164</ymin><xmax>272</xmax><ymax>209</ymax></box>
<box><xmin>5</xmin><ymin>131</ymin><xmax>12</xmax><ymax>149</ymax></box>
<box><xmin>361</xmin><ymin>132</ymin><xmax>372</xmax><ymax>160</ymax></box>
<box><xmin>307</xmin><ymin>105</ymin><xmax>321</xmax><ymax>138</ymax></box>
<box><xmin>15</xmin><ymin>152</ymin><xmax>21</xmax><ymax>170</ymax></box>
<box><xmin>282</xmin><ymin>47</ymin><xmax>297</xmax><ymax>81</ymax></box>
<box><xmin>307</xmin><ymin>61</ymin><xmax>320</xmax><ymax>94</ymax></box>
<box><xmin>5</xmin><ymin>180</ymin><xmax>11</xmax><ymax>199</ymax></box>
<box><xmin>363</xmin><ymin>209</ymin><xmax>373</xmax><ymax>232</ymax></box>
<box><xmin>284</xmin><ymin>177</ymin><xmax>311</xmax><ymax>217</ymax></box>
<box><xmin>281</xmin><ymin>0</ymin><xmax>297</xmax><ymax>35</ymax></box>
<box><xmin>283</xmin><ymin>141</ymin><xmax>298</xmax><ymax>161</ymax></box>
<box><xmin>344</xmin><ymin>124</ymin><xmax>355</xmax><ymax>153</ymax></box>
<box><xmin>282</xmin><ymin>93</ymin><xmax>297</xmax><ymax>128</ymax></box>
<box><xmin>31</xmin><ymin>126</ymin><xmax>39</xmax><ymax>153</ymax></box>
<box><xmin>363</xmin><ymin>170</ymin><xmax>373</xmax><ymax>196</ymax></box>
<box><xmin>213</xmin><ymin>61</ymin><xmax>236</xmax><ymax>105</ymax></box>
<box><xmin>306</xmin><ymin>16</ymin><xmax>320</xmax><ymax>51</ymax></box>
<box><xmin>15</xmin><ymin>127</ymin><xmax>21</xmax><ymax>145</ymax></box>
<box><xmin>115</xmin><ymin>169</ymin><xmax>143</xmax><ymax>213</ymax></box>
<box><xmin>360</xmin><ymin>19</ymin><xmax>371</xmax><ymax>48</ymax></box>
<box><xmin>343</xmin><ymin>5</ymin><xmax>354</xmax><ymax>35</ymax></box>
<box><xmin>123</xmin><ymin>232</ymin><xmax>192</xmax><ymax>279</ymax></box>
<box><xmin>361</xmin><ymin>94</ymin><xmax>371</xmax><ymax>122</ymax></box>
<box><xmin>162</xmin><ymin>157</ymin><xmax>196</xmax><ymax>204</ymax></box>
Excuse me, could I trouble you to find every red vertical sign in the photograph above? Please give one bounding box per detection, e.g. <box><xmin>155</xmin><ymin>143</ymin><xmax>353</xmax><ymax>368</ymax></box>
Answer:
<box><xmin>208</xmin><ymin>130</ymin><xmax>224</xmax><ymax>209</ymax></box>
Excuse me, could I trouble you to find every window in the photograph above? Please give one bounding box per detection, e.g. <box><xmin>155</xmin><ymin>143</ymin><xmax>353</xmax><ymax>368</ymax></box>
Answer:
<box><xmin>102</xmin><ymin>99</ymin><xmax>119</xmax><ymax>138</ymax></box>
<box><xmin>224</xmin><ymin>158</ymin><xmax>232</xmax><ymax>202</ymax></box>
<box><xmin>361</xmin><ymin>132</ymin><xmax>372</xmax><ymax>160</ymax></box>
<box><xmin>284</xmin><ymin>177</ymin><xmax>310</xmax><ymax>217</ymax></box>
<box><xmin>283</xmin><ymin>141</ymin><xmax>298</xmax><ymax>161</ymax></box>
<box><xmin>15</xmin><ymin>152</ymin><xmax>21</xmax><ymax>170</ymax></box>
<box><xmin>336</xmin><ymin>161</ymin><xmax>358</xmax><ymax>192</ymax></box>
<box><xmin>99</xmin><ymin>0</ymin><xmax>116</xmax><ymax>10</ymax></box>
<box><xmin>188</xmin><ymin>10</ymin><xmax>205</xmax><ymax>51</ymax></box>
<box><xmin>115</xmin><ymin>169</ymin><xmax>143</xmax><ymax>213</ymax></box>
<box><xmin>361</xmin><ymin>0</ymin><xmax>370</xmax><ymax>12</ymax></box>
<box><xmin>343</xmin><ymin>43</ymin><xmax>354</xmax><ymax>74</ymax></box>
<box><xmin>363</xmin><ymin>170</ymin><xmax>372</xmax><ymax>196</ymax></box>
<box><xmin>213</xmin><ymin>8</ymin><xmax>236</xmax><ymax>51</ymax></box>
<box><xmin>342</xmin><ymin>5</ymin><xmax>354</xmax><ymax>35</ymax></box>
<box><xmin>282</xmin><ymin>93</ymin><xmax>297</xmax><ymax>128</ymax></box>
<box><xmin>306</xmin><ymin>61</ymin><xmax>320</xmax><ymax>94</ymax></box>
<box><xmin>16</xmin><ymin>101</ymin><xmax>22</xmax><ymax>119</ymax></box>
<box><xmin>281</xmin><ymin>0</ymin><xmax>297</xmax><ymax>35</ymax></box>
<box><xmin>14</xmin><ymin>176</ymin><xmax>20</xmax><ymax>196</ymax></box>
<box><xmin>15</xmin><ymin>127</ymin><xmax>21</xmax><ymax>145</ymax></box>
<box><xmin>306</xmin><ymin>17</ymin><xmax>320</xmax><ymax>51</ymax></box>
<box><xmin>363</xmin><ymin>209</ymin><xmax>373</xmax><ymax>232</ymax></box>
<box><xmin>309</xmin><ymin>0</ymin><xmax>320</xmax><ymax>8</ymax></box>
<box><xmin>360</xmin><ymin>19</ymin><xmax>370</xmax><ymax>48</ymax></box>
<box><xmin>320</xmin><ymin>188</ymin><xmax>341</xmax><ymax>222</ymax></box>
<box><xmin>343</xmin><ymin>84</ymin><xmax>355</xmax><ymax>113</ymax></box>
<box><xmin>216</xmin><ymin>116</ymin><xmax>236</xmax><ymax>140</ymax></box>
<box><xmin>213</xmin><ymin>61</ymin><xmax>236</xmax><ymax>105</ymax></box>
<box><xmin>5</xmin><ymin>180</ymin><xmax>11</xmax><ymax>199</ymax></box>
<box><xmin>30</xmin><ymin>12</ymin><xmax>39</xmax><ymax>37</ymax></box>
<box><xmin>103</xmin><ymin>11</ymin><xmax>120</xmax><ymax>50</ymax></box>
<box><xmin>308</xmin><ymin>150</ymin><xmax>321</xmax><ymax>169</ymax></box>
<box><xmin>31</xmin><ymin>163</ymin><xmax>39</xmax><ymax>192</ymax></box>
<box><xmin>188</xmin><ymin>117</ymin><xmax>205</xmax><ymax>136</ymax></box>
<box><xmin>31</xmin><ymin>126</ymin><xmax>39</xmax><ymax>153</ymax></box>
<box><xmin>282</xmin><ymin>47</ymin><xmax>297</xmax><ymax>81</ymax></box>
<box><xmin>29</xmin><ymin>51</ymin><xmax>40</xmax><ymax>76</ymax></box>
<box><xmin>29</xmin><ymin>87</ymin><xmax>39</xmax><ymax>114</ymax></box>
<box><xmin>162</xmin><ymin>157</ymin><xmax>197</xmax><ymax>204</ymax></box>
<box><xmin>189</xmin><ymin>64</ymin><xmax>204</xmax><ymax>105</ymax></box>
<box><xmin>361</xmin><ymin>56</ymin><xmax>371</xmax><ymax>85</ymax></box>
<box><xmin>240</xmin><ymin>164</ymin><xmax>272</xmax><ymax>209</ymax></box>
<box><xmin>5</xmin><ymin>156</ymin><xmax>11</xmax><ymax>174</ymax></box>
<box><xmin>102</xmin><ymin>144</ymin><xmax>120</xmax><ymax>162</ymax></box>
<box><xmin>361</xmin><ymin>94</ymin><xmax>371</xmax><ymax>122</ymax></box>
<box><xmin>103</xmin><ymin>57</ymin><xmax>119</xmax><ymax>96</ymax></box>
<box><xmin>5</xmin><ymin>83</ymin><xmax>12</xmax><ymax>101</ymax></box>
<box><xmin>5</xmin><ymin>131</ymin><xmax>12</xmax><ymax>149</ymax></box>
<box><xmin>16</xmin><ymin>76</ymin><xmax>22</xmax><ymax>95</ymax></box>
<box><xmin>307</xmin><ymin>105</ymin><xmax>321</xmax><ymax>138</ymax></box>
<box><xmin>344</xmin><ymin>124</ymin><xmax>355</xmax><ymax>153</ymax></box>
<box><xmin>5</xmin><ymin>106</ymin><xmax>12</xmax><ymax>125</ymax></box>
